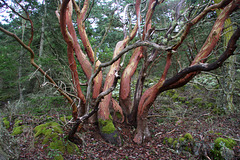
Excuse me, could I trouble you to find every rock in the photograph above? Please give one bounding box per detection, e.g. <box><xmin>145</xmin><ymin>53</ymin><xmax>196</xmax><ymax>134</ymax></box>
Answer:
<box><xmin>0</xmin><ymin>120</ymin><xmax>20</xmax><ymax>159</ymax></box>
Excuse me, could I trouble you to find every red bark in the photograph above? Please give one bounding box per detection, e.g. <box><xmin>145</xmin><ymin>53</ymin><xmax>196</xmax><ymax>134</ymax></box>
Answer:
<box><xmin>170</xmin><ymin>0</ymin><xmax>239</xmax><ymax>89</ymax></box>
<box><xmin>65</xmin><ymin>1</ymin><xmax>92</xmax><ymax>80</ymax></box>
<box><xmin>134</xmin><ymin>53</ymin><xmax>172</xmax><ymax>144</ymax></box>
<box><xmin>119</xmin><ymin>0</ymin><xmax>162</xmax><ymax>118</ymax></box>
<box><xmin>112</xmin><ymin>98</ymin><xmax>124</xmax><ymax>123</ymax></box>
<box><xmin>98</xmin><ymin>40</ymin><xmax>128</xmax><ymax>120</ymax></box>
<box><xmin>120</xmin><ymin>46</ymin><xmax>143</xmax><ymax>115</ymax></box>
<box><xmin>73</xmin><ymin>0</ymin><xmax>103</xmax><ymax>99</ymax></box>
<box><xmin>64</xmin><ymin>0</ymin><xmax>87</xmax><ymax>115</ymax></box>
<box><xmin>133</xmin><ymin>0</ymin><xmax>240</xmax><ymax>144</ymax></box>
<box><xmin>74</xmin><ymin>0</ymin><xmax>95</xmax><ymax>64</ymax></box>
<box><xmin>60</xmin><ymin>0</ymin><xmax>86</xmax><ymax>119</ymax></box>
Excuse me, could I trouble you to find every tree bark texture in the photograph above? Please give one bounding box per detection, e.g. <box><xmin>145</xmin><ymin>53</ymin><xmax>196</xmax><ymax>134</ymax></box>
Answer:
<box><xmin>133</xmin><ymin>0</ymin><xmax>240</xmax><ymax>144</ymax></box>
<box><xmin>39</xmin><ymin>0</ymin><xmax>47</xmax><ymax>57</ymax></box>
<box><xmin>214</xmin><ymin>0</ymin><xmax>236</xmax><ymax>113</ymax></box>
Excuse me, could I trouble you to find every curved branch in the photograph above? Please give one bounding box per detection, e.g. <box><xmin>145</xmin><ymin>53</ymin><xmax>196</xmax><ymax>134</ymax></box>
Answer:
<box><xmin>90</xmin><ymin>41</ymin><xmax>170</xmax><ymax>83</ymax></box>
<box><xmin>162</xmin><ymin>26</ymin><xmax>240</xmax><ymax>91</ymax></box>
<box><xmin>0</xmin><ymin>26</ymin><xmax>79</xmax><ymax>120</ymax></box>
<box><xmin>173</xmin><ymin>0</ymin><xmax>233</xmax><ymax>50</ymax></box>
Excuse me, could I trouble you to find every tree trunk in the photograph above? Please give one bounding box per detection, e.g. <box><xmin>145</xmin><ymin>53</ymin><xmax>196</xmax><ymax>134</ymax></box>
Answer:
<box><xmin>98</xmin><ymin>40</ymin><xmax>128</xmax><ymax>145</ymax></box>
<box><xmin>18</xmin><ymin>17</ymin><xmax>26</xmax><ymax>101</ymax></box>
<box><xmin>214</xmin><ymin>0</ymin><xmax>236</xmax><ymax>113</ymax></box>
<box><xmin>119</xmin><ymin>47</ymin><xmax>143</xmax><ymax>123</ymax></box>
<box><xmin>39</xmin><ymin>0</ymin><xmax>47</xmax><ymax>57</ymax></box>
<box><xmin>133</xmin><ymin>0</ymin><xmax>239</xmax><ymax>144</ymax></box>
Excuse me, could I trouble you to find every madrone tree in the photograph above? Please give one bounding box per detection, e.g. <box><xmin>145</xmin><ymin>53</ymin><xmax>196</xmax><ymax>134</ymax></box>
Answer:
<box><xmin>0</xmin><ymin>0</ymin><xmax>239</xmax><ymax>145</ymax></box>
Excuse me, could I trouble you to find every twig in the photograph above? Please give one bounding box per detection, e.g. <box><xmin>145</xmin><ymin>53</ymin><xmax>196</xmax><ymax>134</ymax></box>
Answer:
<box><xmin>167</xmin><ymin>129</ymin><xmax>176</xmax><ymax>134</ymax></box>
<box><xmin>223</xmin><ymin>135</ymin><xmax>240</xmax><ymax>142</ymax></box>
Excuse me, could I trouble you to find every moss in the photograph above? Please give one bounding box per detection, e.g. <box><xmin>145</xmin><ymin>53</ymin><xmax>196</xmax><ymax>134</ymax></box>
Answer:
<box><xmin>54</xmin><ymin>155</ymin><xmax>64</xmax><ymax>160</ymax></box>
<box><xmin>185</xmin><ymin>101</ymin><xmax>190</xmax><ymax>105</ymax></box>
<box><xmin>172</xmin><ymin>93</ymin><xmax>179</xmax><ymax>101</ymax></box>
<box><xmin>184</xmin><ymin>146</ymin><xmax>191</xmax><ymax>152</ymax></box>
<box><xmin>209</xmin><ymin>130</ymin><xmax>214</xmax><ymax>134</ymax></box>
<box><xmin>60</xmin><ymin>116</ymin><xmax>72</xmax><ymax>122</ymax></box>
<box><xmin>14</xmin><ymin>120</ymin><xmax>23</xmax><ymax>127</ymax></box>
<box><xmin>214</xmin><ymin>132</ymin><xmax>223</xmax><ymax>136</ymax></box>
<box><xmin>163</xmin><ymin>137</ymin><xmax>168</xmax><ymax>144</ymax></box>
<box><xmin>206</xmin><ymin>102</ymin><xmax>214</xmax><ymax>108</ymax></box>
<box><xmin>211</xmin><ymin>137</ymin><xmax>237</xmax><ymax>159</ymax></box>
<box><xmin>193</xmin><ymin>98</ymin><xmax>202</xmax><ymax>104</ymax></box>
<box><xmin>184</xmin><ymin>133</ymin><xmax>193</xmax><ymax>141</ymax></box>
<box><xmin>167</xmin><ymin>137</ymin><xmax>174</xmax><ymax>144</ymax></box>
<box><xmin>178</xmin><ymin>96</ymin><xmax>186</xmax><ymax>102</ymax></box>
<box><xmin>34</xmin><ymin>121</ymin><xmax>79</xmax><ymax>157</ymax></box>
<box><xmin>66</xmin><ymin>142</ymin><xmax>79</xmax><ymax>154</ymax></box>
<box><xmin>3</xmin><ymin>117</ymin><xmax>10</xmax><ymax>129</ymax></box>
<box><xmin>34</xmin><ymin>122</ymin><xmax>63</xmax><ymax>137</ymax></box>
<box><xmin>165</xmin><ymin>90</ymin><xmax>176</xmax><ymax>97</ymax></box>
<box><xmin>43</xmin><ymin>132</ymin><xmax>58</xmax><ymax>144</ymax></box>
<box><xmin>113</xmin><ymin>133</ymin><xmax>118</xmax><ymax>138</ymax></box>
<box><xmin>166</xmin><ymin>107</ymin><xmax>172</xmax><ymax>111</ymax></box>
<box><xmin>115</xmin><ymin>112</ymin><xmax>122</xmax><ymax>119</ymax></box>
<box><xmin>50</xmin><ymin>139</ymin><xmax>65</xmax><ymax>153</ymax></box>
<box><xmin>11</xmin><ymin>126</ymin><xmax>24</xmax><ymax>135</ymax></box>
<box><xmin>193</xmin><ymin>84</ymin><xmax>200</xmax><ymax>90</ymax></box>
<box><xmin>179</xmin><ymin>137</ymin><xmax>185</xmax><ymax>143</ymax></box>
<box><xmin>173</xmin><ymin>140</ymin><xmax>178</xmax><ymax>148</ymax></box>
<box><xmin>214</xmin><ymin>138</ymin><xmax>236</xmax><ymax>150</ymax></box>
<box><xmin>98</xmin><ymin>118</ymin><xmax>116</xmax><ymax>134</ymax></box>
<box><xmin>157</xmin><ymin>118</ymin><xmax>164</xmax><ymax>124</ymax></box>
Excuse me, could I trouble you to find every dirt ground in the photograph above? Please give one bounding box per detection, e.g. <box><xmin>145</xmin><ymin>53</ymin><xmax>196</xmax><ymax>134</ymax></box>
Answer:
<box><xmin>14</xmin><ymin>104</ymin><xmax>240</xmax><ymax>160</ymax></box>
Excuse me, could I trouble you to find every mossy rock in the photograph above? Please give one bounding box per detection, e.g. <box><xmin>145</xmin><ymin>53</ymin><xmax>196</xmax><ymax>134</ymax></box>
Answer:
<box><xmin>48</xmin><ymin>138</ymin><xmax>79</xmax><ymax>155</ymax></box>
<box><xmin>11</xmin><ymin>126</ymin><xmax>24</xmax><ymax>136</ymax></box>
<box><xmin>173</xmin><ymin>140</ymin><xmax>178</xmax><ymax>148</ymax></box>
<box><xmin>34</xmin><ymin>121</ymin><xmax>79</xmax><ymax>158</ymax></box>
<box><xmin>34</xmin><ymin>122</ymin><xmax>63</xmax><ymax>137</ymax></box>
<box><xmin>164</xmin><ymin>133</ymin><xmax>195</xmax><ymax>154</ymax></box>
<box><xmin>98</xmin><ymin>117</ymin><xmax>121</xmax><ymax>145</ymax></box>
<box><xmin>167</xmin><ymin>137</ymin><xmax>174</xmax><ymax>144</ymax></box>
<box><xmin>214</xmin><ymin>138</ymin><xmax>236</xmax><ymax>150</ymax></box>
<box><xmin>2</xmin><ymin>117</ymin><xmax>10</xmax><ymax>129</ymax></box>
<box><xmin>184</xmin><ymin>133</ymin><xmax>193</xmax><ymax>141</ymax></box>
<box><xmin>98</xmin><ymin>118</ymin><xmax>116</xmax><ymax>134</ymax></box>
<box><xmin>211</xmin><ymin>137</ymin><xmax>237</xmax><ymax>159</ymax></box>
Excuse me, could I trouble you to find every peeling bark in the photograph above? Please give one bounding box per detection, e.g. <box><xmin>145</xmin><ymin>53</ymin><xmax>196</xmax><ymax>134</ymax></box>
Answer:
<box><xmin>120</xmin><ymin>47</ymin><xmax>143</xmax><ymax>117</ymax></box>
<box><xmin>133</xmin><ymin>0</ymin><xmax>240</xmax><ymax>144</ymax></box>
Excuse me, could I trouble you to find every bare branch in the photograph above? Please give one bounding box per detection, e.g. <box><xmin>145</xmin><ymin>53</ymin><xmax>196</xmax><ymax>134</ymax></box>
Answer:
<box><xmin>0</xmin><ymin>26</ymin><xmax>79</xmax><ymax>119</ymax></box>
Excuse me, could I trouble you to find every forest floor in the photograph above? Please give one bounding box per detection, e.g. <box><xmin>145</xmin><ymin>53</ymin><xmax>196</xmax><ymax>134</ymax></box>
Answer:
<box><xmin>1</xmin><ymin>87</ymin><xmax>240</xmax><ymax>159</ymax></box>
